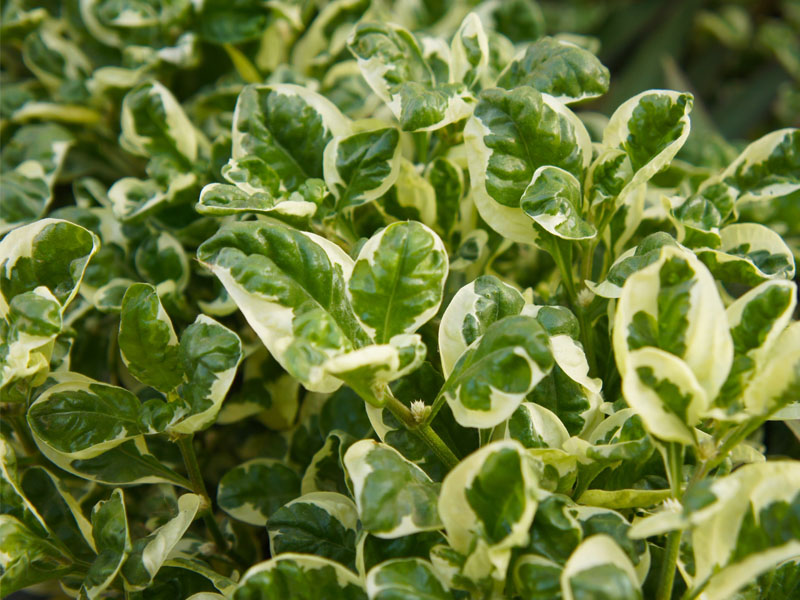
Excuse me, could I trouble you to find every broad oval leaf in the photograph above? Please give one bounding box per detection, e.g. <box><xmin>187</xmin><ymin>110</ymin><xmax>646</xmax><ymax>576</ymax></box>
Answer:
<box><xmin>28</xmin><ymin>375</ymin><xmax>146</xmax><ymax>459</ymax></box>
<box><xmin>169</xmin><ymin>314</ymin><xmax>242</xmax><ymax>434</ymax></box>
<box><xmin>120</xmin><ymin>81</ymin><xmax>198</xmax><ymax>164</ymax></box>
<box><xmin>197</xmin><ymin>221</ymin><xmax>369</xmax><ymax>392</ymax></box>
<box><xmin>613</xmin><ymin>245</ymin><xmax>733</xmax><ymax>409</ymax></box>
<box><xmin>234</xmin><ymin>554</ymin><xmax>366</xmax><ymax>600</ymax></box>
<box><xmin>521</xmin><ymin>165</ymin><xmax>596</xmax><ymax>241</ymax></box>
<box><xmin>0</xmin><ymin>218</ymin><xmax>99</xmax><ymax>310</ymax></box>
<box><xmin>712</xmin><ymin>280</ymin><xmax>797</xmax><ymax>417</ymax></box>
<box><xmin>118</xmin><ymin>283</ymin><xmax>182</xmax><ymax>393</ymax></box>
<box><xmin>464</xmin><ymin>86</ymin><xmax>592</xmax><ymax>244</ymax></box>
<box><xmin>438</xmin><ymin>440</ymin><xmax>539</xmax><ymax>581</ymax></box>
<box><xmin>695</xmin><ymin>222</ymin><xmax>796</xmax><ymax>285</ymax></box>
<box><xmin>217</xmin><ymin>458</ymin><xmax>301</xmax><ymax>526</ymax></box>
<box><xmin>560</xmin><ymin>534</ymin><xmax>642</xmax><ymax>600</ymax></box>
<box><xmin>450</xmin><ymin>13</ymin><xmax>489</xmax><ymax>90</ymax></box>
<box><xmin>497</xmin><ymin>37</ymin><xmax>610</xmax><ymax>104</ymax></box>
<box><xmin>716</xmin><ymin>127</ymin><xmax>800</xmax><ymax>205</ymax></box>
<box><xmin>366</xmin><ymin>557</ymin><xmax>453</xmax><ymax>600</ymax></box>
<box><xmin>0</xmin><ymin>514</ymin><xmax>74</xmax><ymax>595</ymax></box>
<box><xmin>441</xmin><ymin>315</ymin><xmax>553</xmax><ymax>428</ymax></box>
<box><xmin>438</xmin><ymin>275</ymin><xmax>525</xmax><ymax>378</ymax></box>
<box><xmin>232</xmin><ymin>84</ymin><xmax>351</xmax><ymax>191</ymax></box>
<box><xmin>267</xmin><ymin>491</ymin><xmax>358</xmax><ymax>570</ymax></box>
<box><xmin>121</xmin><ymin>493</ymin><xmax>201</xmax><ymax>591</ymax></box>
<box><xmin>685</xmin><ymin>461</ymin><xmax>800</xmax><ymax>596</ymax></box>
<box><xmin>347</xmin><ymin>22</ymin><xmax>475</xmax><ymax>131</ymax></box>
<box><xmin>323</xmin><ymin>127</ymin><xmax>402</xmax><ymax>211</ymax></box>
<box><xmin>344</xmin><ymin>440</ymin><xmax>442</xmax><ymax>538</ymax></box>
<box><xmin>348</xmin><ymin>221</ymin><xmax>448</xmax><ymax>343</ymax></box>
<box><xmin>602</xmin><ymin>90</ymin><xmax>693</xmax><ymax>199</ymax></box>
<box><xmin>82</xmin><ymin>488</ymin><xmax>131</xmax><ymax>600</ymax></box>
<box><xmin>0</xmin><ymin>124</ymin><xmax>73</xmax><ymax>234</ymax></box>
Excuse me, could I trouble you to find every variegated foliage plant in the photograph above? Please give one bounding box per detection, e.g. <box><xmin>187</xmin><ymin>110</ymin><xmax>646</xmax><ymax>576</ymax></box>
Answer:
<box><xmin>1</xmin><ymin>1</ymin><xmax>799</xmax><ymax>600</ymax></box>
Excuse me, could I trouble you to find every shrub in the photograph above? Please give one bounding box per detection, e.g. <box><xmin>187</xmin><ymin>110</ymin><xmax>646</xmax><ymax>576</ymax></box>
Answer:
<box><xmin>1</xmin><ymin>2</ymin><xmax>799</xmax><ymax>600</ymax></box>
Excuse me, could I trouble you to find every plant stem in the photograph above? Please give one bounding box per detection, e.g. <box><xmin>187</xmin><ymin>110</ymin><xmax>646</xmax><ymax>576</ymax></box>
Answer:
<box><xmin>383</xmin><ymin>393</ymin><xmax>459</xmax><ymax>469</ymax></box>
<box><xmin>413</xmin><ymin>131</ymin><xmax>429</xmax><ymax>164</ymax></box>
<box><xmin>176</xmin><ymin>435</ymin><xmax>231</xmax><ymax>557</ymax></box>
<box><xmin>550</xmin><ymin>239</ymin><xmax>578</xmax><ymax>308</ymax></box>
<box><xmin>657</xmin><ymin>530</ymin><xmax>682</xmax><ymax>600</ymax></box>
<box><xmin>656</xmin><ymin>442</ymin><xmax>685</xmax><ymax>600</ymax></box>
<box><xmin>552</xmin><ymin>238</ymin><xmax>598</xmax><ymax>374</ymax></box>
<box><xmin>8</xmin><ymin>412</ymin><xmax>38</xmax><ymax>456</ymax></box>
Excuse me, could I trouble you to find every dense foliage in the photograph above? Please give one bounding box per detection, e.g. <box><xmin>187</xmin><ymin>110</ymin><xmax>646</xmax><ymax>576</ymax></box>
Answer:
<box><xmin>2</xmin><ymin>1</ymin><xmax>799</xmax><ymax>599</ymax></box>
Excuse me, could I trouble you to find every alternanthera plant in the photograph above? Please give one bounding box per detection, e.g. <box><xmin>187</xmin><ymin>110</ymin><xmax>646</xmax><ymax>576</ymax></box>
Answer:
<box><xmin>2</xmin><ymin>1</ymin><xmax>799</xmax><ymax>599</ymax></box>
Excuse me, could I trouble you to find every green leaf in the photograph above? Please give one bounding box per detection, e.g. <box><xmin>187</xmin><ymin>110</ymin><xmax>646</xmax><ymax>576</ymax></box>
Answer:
<box><xmin>695</xmin><ymin>223</ymin><xmax>796</xmax><ymax>285</ymax></box>
<box><xmin>521</xmin><ymin>165</ymin><xmax>596</xmax><ymax>241</ymax></box>
<box><xmin>267</xmin><ymin>491</ymin><xmax>358</xmax><ymax>570</ymax></box>
<box><xmin>366</xmin><ymin>557</ymin><xmax>454</xmax><ymax>600</ymax></box>
<box><xmin>712</xmin><ymin>280</ymin><xmax>796</xmax><ymax>417</ymax></box>
<box><xmin>513</xmin><ymin>554</ymin><xmax>563</xmax><ymax>600</ymax></box>
<box><xmin>0</xmin><ymin>515</ymin><xmax>74</xmax><ymax>595</ymax></box>
<box><xmin>324</xmin><ymin>335</ymin><xmax>426</xmax><ymax>407</ymax></box>
<box><xmin>464</xmin><ymin>86</ymin><xmax>591</xmax><ymax>244</ymax></box>
<box><xmin>197</xmin><ymin>182</ymin><xmax>319</xmax><ymax>220</ymax></box>
<box><xmin>560</xmin><ymin>535</ymin><xmax>642</xmax><ymax>600</ymax></box>
<box><xmin>588</xmin><ymin>232</ymin><xmax>680</xmax><ymax>299</ymax></box>
<box><xmin>134</xmin><ymin>231</ymin><xmax>190</xmax><ymax>292</ymax></box>
<box><xmin>438</xmin><ymin>275</ymin><xmax>525</xmax><ymax>377</ymax></box>
<box><xmin>232</xmin><ymin>84</ymin><xmax>351</xmax><ymax>191</ymax></box>
<box><xmin>121</xmin><ymin>493</ymin><xmax>201</xmax><ymax>590</ymax></box>
<box><xmin>439</xmin><ymin>441</ymin><xmax>539</xmax><ymax>581</ymax></box>
<box><xmin>602</xmin><ymin>90</ymin><xmax>693</xmax><ymax>197</ymax></box>
<box><xmin>622</xmin><ymin>347</ymin><xmax>707</xmax><ymax>444</ymax></box>
<box><xmin>302</xmin><ymin>430</ymin><xmax>356</xmax><ymax>496</ymax></box>
<box><xmin>0</xmin><ymin>286</ymin><xmax>62</xmax><ymax>392</ymax></box>
<box><xmin>450</xmin><ymin>13</ymin><xmax>489</xmax><ymax>91</ymax></box>
<box><xmin>742</xmin><ymin>320</ymin><xmax>800</xmax><ymax>418</ymax></box>
<box><xmin>0</xmin><ymin>124</ymin><xmax>73</xmax><ymax>234</ymax></box>
<box><xmin>0</xmin><ymin>436</ymin><xmax>49</xmax><ymax>536</ymax></box>
<box><xmin>324</xmin><ymin>127</ymin><xmax>401</xmax><ymax>211</ymax></box>
<box><xmin>169</xmin><ymin>314</ymin><xmax>242</xmax><ymax>434</ymax></box>
<box><xmin>81</xmin><ymin>489</ymin><xmax>131</xmax><ymax>600</ymax></box>
<box><xmin>504</xmin><ymin>402</ymin><xmax>570</xmax><ymax>450</ymax></box>
<box><xmin>613</xmin><ymin>246</ymin><xmax>733</xmax><ymax>426</ymax></box>
<box><xmin>20</xmin><ymin>467</ymin><xmax>96</xmax><ymax>560</ymax></box>
<box><xmin>686</xmin><ymin>461</ymin><xmax>800</xmax><ymax>595</ymax></box>
<box><xmin>120</xmin><ymin>81</ymin><xmax>198</xmax><ymax>164</ymax></box>
<box><xmin>344</xmin><ymin>440</ymin><xmax>442</xmax><ymax>538</ymax></box>
<box><xmin>217</xmin><ymin>458</ymin><xmax>301</xmax><ymax>526</ymax></box>
<box><xmin>0</xmin><ymin>218</ymin><xmax>99</xmax><ymax>309</ymax></box>
<box><xmin>529</xmin><ymin>332</ymin><xmax>603</xmax><ymax>437</ymax></box>
<box><xmin>441</xmin><ymin>315</ymin><xmax>553</xmax><ymax>428</ymax></box>
<box><xmin>427</xmin><ymin>157</ymin><xmax>463</xmax><ymax>239</ymax></box>
<box><xmin>198</xmin><ymin>221</ymin><xmax>369</xmax><ymax>392</ymax></box>
<box><xmin>28</xmin><ymin>375</ymin><xmax>147</xmax><ymax>458</ymax></box>
<box><xmin>497</xmin><ymin>37</ymin><xmax>610</xmax><ymax>104</ymax></box>
<box><xmin>349</xmin><ymin>221</ymin><xmax>448</xmax><ymax>343</ymax></box>
<box><xmin>347</xmin><ymin>22</ymin><xmax>475</xmax><ymax>131</ymax></box>
<box><xmin>233</xmin><ymin>554</ymin><xmax>366</xmax><ymax>599</ymax></box>
<box><xmin>716</xmin><ymin>128</ymin><xmax>800</xmax><ymax>205</ymax></box>
<box><xmin>118</xmin><ymin>283</ymin><xmax>183</xmax><ymax>393</ymax></box>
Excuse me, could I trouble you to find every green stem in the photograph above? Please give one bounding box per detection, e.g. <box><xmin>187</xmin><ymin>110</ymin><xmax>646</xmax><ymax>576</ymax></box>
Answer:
<box><xmin>550</xmin><ymin>239</ymin><xmax>578</xmax><ymax>308</ymax></box>
<box><xmin>657</xmin><ymin>530</ymin><xmax>682</xmax><ymax>600</ymax></box>
<box><xmin>656</xmin><ymin>442</ymin><xmax>685</xmax><ymax>600</ymax></box>
<box><xmin>553</xmin><ymin>238</ymin><xmax>598</xmax><ymax>374</ymax></box>
<box><xmin>413</xmin><ymin>131</ymin><xmax>429</xmax><ymax>164</ymax></box>
<box><xmin>383</xmin><ymin>393</ymin><xmax>459</xmax><ymax>469</ymax></box>
<box><xmin>176</xmin><ymin>435</ymin><xmax>232</xmax><ymax>559</ymax></box>
<box><xmin>7</xmin><ymin>412</ymin><xmax>38</xmax><ymax>456</ymax></box>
